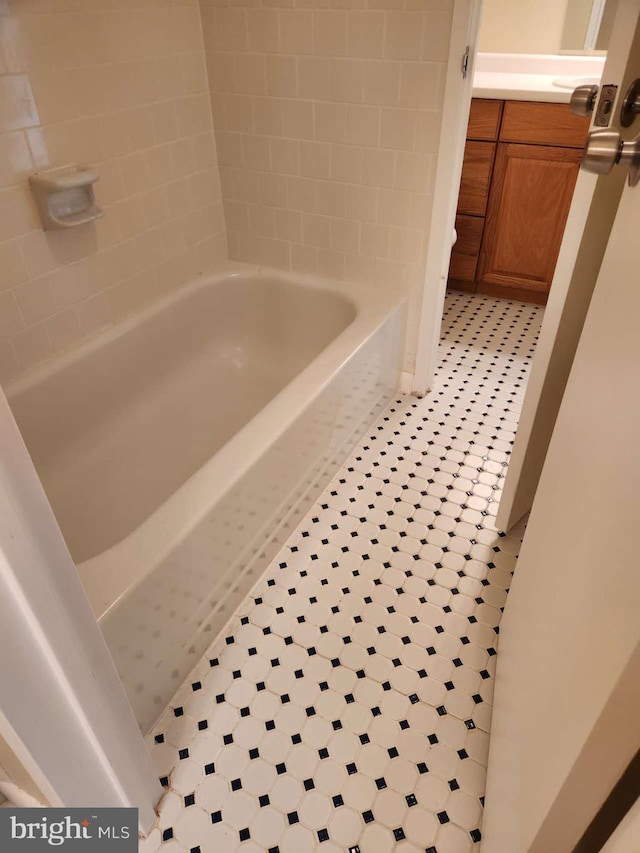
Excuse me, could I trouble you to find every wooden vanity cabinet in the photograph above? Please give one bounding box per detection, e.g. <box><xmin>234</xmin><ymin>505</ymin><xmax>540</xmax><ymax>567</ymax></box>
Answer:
<box><xmin>449</xmin><ymin>99</ymin><xmax>590</xmax><ymax>304</ymax></box>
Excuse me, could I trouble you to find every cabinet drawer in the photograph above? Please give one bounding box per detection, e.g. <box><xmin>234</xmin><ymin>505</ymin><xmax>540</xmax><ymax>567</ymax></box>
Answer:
<box><xmin>449</xmin><ymin>215</ymin><xmax>483</xmax><ymax>283</ymax></box>
<box><xmin>500</xmin><ymin>101</ymin><xmax>590</xmax><ymax>148</ymax></box>
<box><xmin>458</xmin><ymin>141</ymin><xmax>496</xmax><ymax>217</ymax></box>
<box><xmin>467</xmin><ymin>99</ymin><xmax>503</xmax><ymax>141</ymax></box>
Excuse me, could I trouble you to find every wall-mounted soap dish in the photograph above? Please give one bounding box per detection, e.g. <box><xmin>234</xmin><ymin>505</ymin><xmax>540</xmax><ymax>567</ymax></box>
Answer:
<box><xmin>29</xmin><ymin>165</ymin><xmax>104</xmax><ymax>231</ymax></box>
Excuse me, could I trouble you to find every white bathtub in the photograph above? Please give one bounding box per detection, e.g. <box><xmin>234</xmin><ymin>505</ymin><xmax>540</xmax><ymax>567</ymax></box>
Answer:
<box><xmin>6</xmin><ymin>265</ymin><xmax>408</xmax><ymax>731</ymax></box>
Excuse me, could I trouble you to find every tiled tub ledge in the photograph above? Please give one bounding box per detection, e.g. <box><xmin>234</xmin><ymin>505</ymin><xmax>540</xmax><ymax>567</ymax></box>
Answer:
<box><xmin>142</xmin><ymin>292</ymin><xmax>543</xmax><ymax>853</ymax></box>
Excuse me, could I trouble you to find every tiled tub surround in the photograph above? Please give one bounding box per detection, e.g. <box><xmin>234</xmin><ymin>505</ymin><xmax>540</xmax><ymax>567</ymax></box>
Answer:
<box><xmin>142</xmin><ymin>293</ymin><xmax>543</xmax><ymax>852</ymax></box>
<box><xmin>0</xmin><ymin>0</ymin><xmax>226</xmax><ymax>384</ymax></box>
<box><xmin>0</xmin><ymin>0</ymin><xmax>454</xmax><ymax>386</ymax></box>
<box><xmin>201</xmin><ymin>0</ymin><xmax>453</xmax><ymax>371</ymax></box>
<box><xmin>6</xmin><ymin>265</ymin><xmax>408</xmax><ymax>732</ymax></box>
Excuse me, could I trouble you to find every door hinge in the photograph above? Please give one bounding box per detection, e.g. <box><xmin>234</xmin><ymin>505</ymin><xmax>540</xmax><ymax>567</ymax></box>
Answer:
<box><xmin>461</xmin><ymin>45</ymin><xmax>470</xmax><ymax>79</ymax></box>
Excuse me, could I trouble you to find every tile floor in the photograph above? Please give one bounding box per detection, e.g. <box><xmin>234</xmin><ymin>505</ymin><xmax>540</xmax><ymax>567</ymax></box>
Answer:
<box><xmin>142</xmin><ymin>292</ymin><xmax>543</xmax><ymax>853</ymax></box>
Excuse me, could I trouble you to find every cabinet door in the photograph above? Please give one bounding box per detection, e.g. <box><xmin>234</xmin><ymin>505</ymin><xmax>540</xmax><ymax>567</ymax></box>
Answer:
<box><xmin>457</xmin><ymin>140</ymin><xmax>496</xmax><ymax>217</ymax></box>
<box><xmin>477</xmin><ymin>143</ymin><xmax>582</xmax><ymax>302</ymax></box>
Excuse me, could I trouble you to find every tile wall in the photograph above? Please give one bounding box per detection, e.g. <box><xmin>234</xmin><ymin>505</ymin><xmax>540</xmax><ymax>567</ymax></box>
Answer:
<box><xmin>0</xmin><ymin>0</ymin><xmax>453</xmax><ymax>384</ymax></box>
<box><xmin>200</xmin><ymin>0</ymin><xmax>453</xmax><ymax>371</ymax></box>
<box><xmin>0</xmin><ymin>0</ymin><xmax>226</xmax><ymax>384</ymax></box>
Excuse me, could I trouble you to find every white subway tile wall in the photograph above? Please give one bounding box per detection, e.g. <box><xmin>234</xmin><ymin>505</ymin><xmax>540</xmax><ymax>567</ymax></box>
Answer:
<box><xmin>201</xmin><ymin>0</ymin><xmax>453</xmax><ymax>371</ymax></box>
<box><xmin>0</xmin><ymin>0</ymin><xmax>226</xmax><ymax>384</ymax></box>
<box><xmin>0</xmin><ymin>0</ymin><xmax>452</xmax><ymax>382</ymax></box>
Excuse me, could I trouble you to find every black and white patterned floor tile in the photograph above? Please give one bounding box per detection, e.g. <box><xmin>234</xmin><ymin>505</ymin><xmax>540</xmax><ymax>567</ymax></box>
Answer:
<box><xmin>141</xmin><ymin>292</ymin><xmax>543</xmax><ymax>853</ymax></box>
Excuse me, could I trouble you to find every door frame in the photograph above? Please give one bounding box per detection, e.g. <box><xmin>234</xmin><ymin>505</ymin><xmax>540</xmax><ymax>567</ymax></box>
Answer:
<box><xmin>0</xmin><ymin>389</ymin><xmax>160</xmax><ymax>832</ymax></box>
<box><xmin>411</xmin><ymin>0</ymin><xmax>483</xmax><ymax>395</ymax></box>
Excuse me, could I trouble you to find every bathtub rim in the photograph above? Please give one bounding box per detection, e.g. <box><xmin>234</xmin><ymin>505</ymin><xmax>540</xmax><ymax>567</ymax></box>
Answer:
<box><xmin>6</xmin><ymin>262</ymin><xmax>412</xmax><ymax>620</ymax></box>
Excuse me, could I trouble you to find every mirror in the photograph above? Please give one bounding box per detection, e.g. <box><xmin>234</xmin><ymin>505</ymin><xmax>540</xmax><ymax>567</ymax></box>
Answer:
<box><xmin>478</xmin><ymin>0</ymin><xmax>618</xmax><ymax>54</ymax></box>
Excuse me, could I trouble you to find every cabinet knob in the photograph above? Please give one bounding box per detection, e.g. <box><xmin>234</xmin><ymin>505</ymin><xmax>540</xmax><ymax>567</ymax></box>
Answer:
<box><xmin>570</xmin><ymin>84</ymin><xmax>599</xmax><ymax>117</ymax></box>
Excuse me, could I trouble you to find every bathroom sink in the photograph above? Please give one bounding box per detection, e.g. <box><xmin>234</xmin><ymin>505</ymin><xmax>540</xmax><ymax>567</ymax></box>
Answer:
<box><xmin>552</xmin><ymin>75</ymin><xmax>601</xmax><ymax>90</ymax></box>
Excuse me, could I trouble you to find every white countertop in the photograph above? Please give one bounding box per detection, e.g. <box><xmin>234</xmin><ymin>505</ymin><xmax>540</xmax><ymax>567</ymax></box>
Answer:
<box><xmin>472</xmin><ymin>52</ymin><xmax>606</xmax><ymax>103</ymax></box>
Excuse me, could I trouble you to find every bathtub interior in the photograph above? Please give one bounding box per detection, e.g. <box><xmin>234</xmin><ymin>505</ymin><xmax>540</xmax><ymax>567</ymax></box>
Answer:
<box><xmin>7</xmin><ymin>275</ymin><xmax>356</xmax><ymax>564</ymax></box>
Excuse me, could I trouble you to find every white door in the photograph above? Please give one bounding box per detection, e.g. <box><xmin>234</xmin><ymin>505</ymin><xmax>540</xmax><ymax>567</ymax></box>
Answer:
<box><xmin>481</xmin><ymin>35</ymin><xmax>640</xmax><ymax>853</ymax></box>
<box><xmin>411</xmin><ymin>0</ymin><xmax>483</xmax><ymax>393</ymax></box>
<box><xmin>496</xmin><ymin>0</ymin><xmax>640</xmax><ymax>531</ymax></box>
